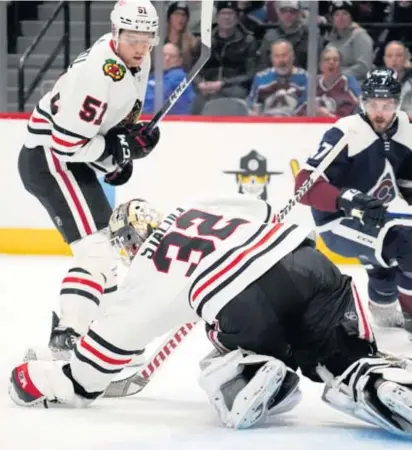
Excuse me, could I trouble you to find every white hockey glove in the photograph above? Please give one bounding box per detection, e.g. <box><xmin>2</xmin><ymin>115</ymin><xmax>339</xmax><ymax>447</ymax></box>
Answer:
<box><xmin>198</xmin><ymin>349</ymin><xmax>300</xmax><ymax>429</ymax></box>
<box><xmin>317</xmin><ymin>356</ymin><xmax>412</xmax><ymax>437</ymax></box>
<box><xmin>9</xmin><ymin>361</ymin><xmax>93</xmax><ymax>408</ymax></box>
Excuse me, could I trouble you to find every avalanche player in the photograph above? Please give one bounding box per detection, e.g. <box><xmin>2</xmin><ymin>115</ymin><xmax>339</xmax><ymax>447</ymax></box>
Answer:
<box><xmin>18</xmin><ymin>1</ymin><xmax>160</xmax><ymax>360</ymax></box>
<box><xmin>296</xmin><ymin>68</ymin><xmax>412</xmax><ymax>333</ymax></box>
<box><xmin>9</xmin><ymin>197</ymin><xmax>412</xmax><ymax>437</ymax></box>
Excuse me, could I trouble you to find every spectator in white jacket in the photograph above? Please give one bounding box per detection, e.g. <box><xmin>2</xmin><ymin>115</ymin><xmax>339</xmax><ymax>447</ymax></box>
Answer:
<box><xmin>325</xmin><ymin>1</ymin><xmax>373</xmax><ymax>82</ymax></box>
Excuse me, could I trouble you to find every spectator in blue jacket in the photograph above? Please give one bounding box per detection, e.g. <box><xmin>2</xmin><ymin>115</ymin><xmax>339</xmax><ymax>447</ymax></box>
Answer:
<box><xmin>143</xmin><ymin>43</ymin><xmax>195</xmax><ymax>115</ymax></box>
<box><xmin>247</xmin><ymin>39</ymin><xmax>308</xmax><ymax>116</ymax></box>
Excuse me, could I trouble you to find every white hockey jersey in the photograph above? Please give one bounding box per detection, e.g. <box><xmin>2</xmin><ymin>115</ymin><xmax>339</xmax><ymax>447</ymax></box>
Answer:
<box><xmin>113</xmin><ymin>196</ymin><xmax>313</xmax><ymax>349</ymax></box>
<box><xmin>24</xmin><ymin>33</ymin><xmax>151</xmax><ymax>174</ymax></box>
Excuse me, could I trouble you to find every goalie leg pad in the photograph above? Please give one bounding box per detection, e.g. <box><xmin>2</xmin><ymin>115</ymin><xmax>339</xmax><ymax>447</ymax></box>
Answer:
<box><xmin>318</xmin><ymin>357</ymin><xmax>412</xmax><ymax>436</ymax></box>
<box><xmin>267</xmin><ymin>369</ymin><xmax>302</xmax><ymax>416</ymax></box>
<box><xmin>198</xmin><ymin>349</ymin><xmax>298</xmax><ymax>429</ymax></box>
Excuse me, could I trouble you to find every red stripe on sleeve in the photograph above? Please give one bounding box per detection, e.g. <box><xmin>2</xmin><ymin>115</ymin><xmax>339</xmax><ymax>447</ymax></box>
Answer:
<box><xmin>62</xmin><ymin>277</ymin><xmax>104</xmax><ymax>294</ymax></box>
<box><xmin>80</xmin><ymin>338</ymin><xmax>132</xmax><ymax>365</ymax></box>
<box><xmin>52</xmin><ymin>133</ymin><xmax>88</xmax><ymax>148</ymax></box>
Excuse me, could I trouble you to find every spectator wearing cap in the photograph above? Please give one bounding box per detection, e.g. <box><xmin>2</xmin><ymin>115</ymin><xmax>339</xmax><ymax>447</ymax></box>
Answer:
<box><xmin>192</xmin><ymin>1</ymin><xmax>257</xmax><ymax>115</ymax></box>
<box><xmin>296</xmin><ymin>46</ymin><xmax>361</xmax><ymax>117</ymax></box>
<box><xmin>165</xmin><ymin>1</ymin><xmax>200</xmax><ymax>72</ymax></box>
<box><xmin>384</xmin><ymin>40</ymin><xmax>412</xmax><ymax>115</ymax></box>
<box><xmin>143</xmin><ymin>43</ymin><xmax>195</xmax><ymax>115</ymax></box>
<box><xmin>325</xmin><ymin>1</ymin><xmax>373</xmax><ymax>82</ymax></box>
<box><xmin>258</xmin><ymin>1</ymin><xmax>316</xmax><ymax>71</ymax></box>
<box><xmin>248</xmin><ymin>40</ymin><xmax>308</xmax><ymax>116</ymax></box>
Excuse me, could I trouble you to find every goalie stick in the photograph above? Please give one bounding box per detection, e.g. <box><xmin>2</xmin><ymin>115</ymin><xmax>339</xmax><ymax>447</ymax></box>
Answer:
<box><xmin>104</xmin><ymin>322</ymin><xmax>196</xmax><ymax>397</ymax></box>
<box><xmin>104</xmin><ymin>134</ymin><xmax>351</xmax><ymax>398</ymax></box>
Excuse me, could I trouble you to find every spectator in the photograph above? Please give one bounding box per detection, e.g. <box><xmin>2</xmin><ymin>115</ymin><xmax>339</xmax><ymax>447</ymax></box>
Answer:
<box><xmin>247</xmin><ymin>39</ymin><xmax>308</xmax><ymax>116</ymax></box>
<box><xmin>143</xmin><ymin>43</ymin><xmax>195</xmax><ymax>115</ymax></box>
<box><xmin>384</xmin><ymin>40</ymin><xmax>412</xmax><ymax>115</ymax></box>
<box><xmin>165</xmin><ymin>1</ymin><xmax>200</xmax><ymax>71</ymax></box>
<box><xmin>325</xmin><ymin>1</ymin><xmax>373</xmax><ymax>82</ymax></box>
<box><xmin>191</xmin><ymin>1</ymin><xmax>257</xmax><ymax>115</ymax></box>
<box><xmin>258</xmin><ymin>1</ymin><xmax>313</xmax><ymax>71</ymax></box>
<box><xmin>296</xmin><ymin>46</ymin><xmax>361</xmax><ymax>117</ymax></box>
<box><xmin>237</xmin><ymin>1</ymin><xmax>268</xmax><ymax>44</ymax></box>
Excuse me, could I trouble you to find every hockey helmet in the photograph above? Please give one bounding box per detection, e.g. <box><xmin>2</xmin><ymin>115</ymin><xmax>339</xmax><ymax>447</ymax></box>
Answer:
<box><xmin>361</xmin><ymin>68</ymin><xmax>402</xmax><ymax>102</ymax></box>
<box><xmin>110</xmin><ymin>0</ymin><xmax>159</xmax><ymax>49</ymax></box>
<box><xmin>108</xmin><ymin>198</ymin><xmax>163</xmax><ymax>265</ymax></box>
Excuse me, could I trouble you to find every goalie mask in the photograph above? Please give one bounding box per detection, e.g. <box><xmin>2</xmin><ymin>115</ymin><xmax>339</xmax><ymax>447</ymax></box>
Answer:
<box><xmin>108</xmin><ymin>199</ymin><xmax>163</xmax><ymax>265</ymax></box>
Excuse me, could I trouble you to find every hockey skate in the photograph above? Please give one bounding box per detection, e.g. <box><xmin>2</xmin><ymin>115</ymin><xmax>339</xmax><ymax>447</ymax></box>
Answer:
<box><xmin>24</xmin><ymin>312</ymin><xmax>80</xmax><ymax>362</ymax></box>
<box><xmin>368</xmin><ymin>299</ymin><xmax>404</xmax><ymax>329</ymax></box>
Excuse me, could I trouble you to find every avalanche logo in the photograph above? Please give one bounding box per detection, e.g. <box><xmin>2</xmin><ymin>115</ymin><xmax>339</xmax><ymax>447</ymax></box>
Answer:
<box><xmin>372</xmin><ymin>173</ymin><xmax>396</xmax><ymax>205</ymax></box>
<box><xmin>103</xmin><ymin>59</ymin><xmax>126</xmax><ymax>82</ymax></box>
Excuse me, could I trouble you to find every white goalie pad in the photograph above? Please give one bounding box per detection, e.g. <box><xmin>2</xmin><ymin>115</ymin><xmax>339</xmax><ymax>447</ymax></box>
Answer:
<box><xmin>318</xmin><ymin>357</ymin><xmax>412</xmax><ymax>437</ymax></box>
<box><xmin>198</xmin><ymin>349</ymin><xmax>297</xmax><ymax>429</ymax></box>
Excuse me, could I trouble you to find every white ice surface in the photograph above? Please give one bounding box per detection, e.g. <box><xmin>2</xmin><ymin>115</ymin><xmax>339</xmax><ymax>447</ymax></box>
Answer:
<box><xmin>1</xmin><ymin>256</ymin><xmax>412</xmax><ymax>450</ymax></box>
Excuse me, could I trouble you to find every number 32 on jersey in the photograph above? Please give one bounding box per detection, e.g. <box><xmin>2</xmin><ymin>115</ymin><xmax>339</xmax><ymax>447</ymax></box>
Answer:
<box><xmin>152</xmin><ymin>209</ymin><xmax>248</xmax><ymax>277</ymax></box>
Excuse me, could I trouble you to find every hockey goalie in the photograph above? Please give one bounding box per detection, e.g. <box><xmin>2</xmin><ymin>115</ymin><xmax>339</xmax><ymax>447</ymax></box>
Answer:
<box><xmin>8</xmin><ymin>196</ymin><xmax>412</xmax><ymax>437</ymax></box>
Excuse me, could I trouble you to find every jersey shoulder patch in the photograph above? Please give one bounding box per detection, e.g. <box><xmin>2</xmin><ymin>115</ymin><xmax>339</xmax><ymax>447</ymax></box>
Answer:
<box><xmin>102</xmin><ymin>58</ymin><xmax>126</xmax><ymax>82</ymax></box>
<box><xmin>86</xmin><ymin>34</ymin><xmax>127</xmax><ymax>83</ymax></box>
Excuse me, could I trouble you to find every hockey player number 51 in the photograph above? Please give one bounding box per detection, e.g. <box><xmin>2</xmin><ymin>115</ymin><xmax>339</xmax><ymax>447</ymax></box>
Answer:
<box><xmin>153</xmin><ymin>209</ymin><xmax>248</xmax><ymax>277</ymax></box>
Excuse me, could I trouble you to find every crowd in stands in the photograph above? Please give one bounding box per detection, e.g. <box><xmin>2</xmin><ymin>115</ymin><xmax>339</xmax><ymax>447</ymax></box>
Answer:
<box><xmin>142</xmin><ymin>0</ymin><xmax>412</xmax><ymax>117</ymax></box>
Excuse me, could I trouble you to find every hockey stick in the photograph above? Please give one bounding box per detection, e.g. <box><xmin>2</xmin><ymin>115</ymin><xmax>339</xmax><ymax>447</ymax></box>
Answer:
<box><xmin>144</xmin><ymin>0</ymin><xmax>213</xmax><ymax>133</ymax></box>
<box><xmin>104</xmin><ymin>322</ymin><xmax>196</xmax><ymax>397</ymax></box>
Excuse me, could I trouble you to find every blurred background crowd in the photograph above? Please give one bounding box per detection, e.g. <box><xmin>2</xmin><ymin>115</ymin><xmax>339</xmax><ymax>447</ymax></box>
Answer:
<box><xmin>3</xmin><ymin>0</ymin><xmax>412</xmax><ymax>117</ymax></box>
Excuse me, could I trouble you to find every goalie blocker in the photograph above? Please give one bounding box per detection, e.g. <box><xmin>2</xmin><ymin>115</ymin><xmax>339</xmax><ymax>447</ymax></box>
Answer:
<box><xmin>8</xmin><ymin>197</ymin><xmax>412</xmax><ymax>437</ymax></box>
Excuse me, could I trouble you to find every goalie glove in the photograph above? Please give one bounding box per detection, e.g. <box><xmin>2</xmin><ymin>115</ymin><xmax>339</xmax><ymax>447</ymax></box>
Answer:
<box><xmin>317</xmin><ymin>356</ymin><xmax>412</xmax><ymax>437</ymax></box>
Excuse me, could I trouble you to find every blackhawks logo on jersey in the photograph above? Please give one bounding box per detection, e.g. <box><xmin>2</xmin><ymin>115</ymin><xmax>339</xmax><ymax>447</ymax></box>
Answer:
<box><xmin>103</xmin><ymin>59</ymin><xmax>126</xmax><ymax>81</ymax></box>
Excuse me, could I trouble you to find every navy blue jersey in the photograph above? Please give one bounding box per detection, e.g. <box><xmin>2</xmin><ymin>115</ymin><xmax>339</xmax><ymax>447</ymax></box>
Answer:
<box><xmin>305</xmin><ymin>112</ymin><xmax>412</xmax><ymax>226</ymax></box>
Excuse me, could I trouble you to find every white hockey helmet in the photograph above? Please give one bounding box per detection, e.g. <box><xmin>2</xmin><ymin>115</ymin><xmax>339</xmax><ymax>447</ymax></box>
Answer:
<box><xmin>110</xmin><ymin>0</ymin><xmax>160</xmax><ymax>49</ymax></box>
<box><xmin>108</xmin><ymin>198</ymin><xmax>163</xmax><ymax>265</ymax></box>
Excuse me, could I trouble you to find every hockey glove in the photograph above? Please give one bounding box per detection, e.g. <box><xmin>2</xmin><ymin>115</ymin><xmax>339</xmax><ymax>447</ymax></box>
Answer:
<box><xmin>104</xmin><ymin>124</ymin><xmax>160</xmax><ymax>166</ymax></box>
<box><xmin>126</xmin><ymin>122</ymin><xmax>160</xmax><ymax>155</ymax></box>
<box><xmin>104</xmin><ymin>160</ymin><xmax>133</xmax><ymax>186</ymax></box>
<box><xmin>337</xmin><ymin>188</ymin><xmax>387</xmax><ymax>228</ymax></box>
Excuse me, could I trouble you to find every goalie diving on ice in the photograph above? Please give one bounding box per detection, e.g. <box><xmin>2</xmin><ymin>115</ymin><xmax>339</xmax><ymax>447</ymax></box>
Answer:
<box><xmin>8</xmin><ymin>195</ymin><xmax>412</xmax><ymax>437</ymax></box>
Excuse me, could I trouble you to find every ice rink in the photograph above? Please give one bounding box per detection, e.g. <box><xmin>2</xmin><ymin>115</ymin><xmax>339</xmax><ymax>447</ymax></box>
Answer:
<box><xmin>1</xmin><ymin>255</ymin><xmax>412</xmax><ymax>450</ymax></box>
